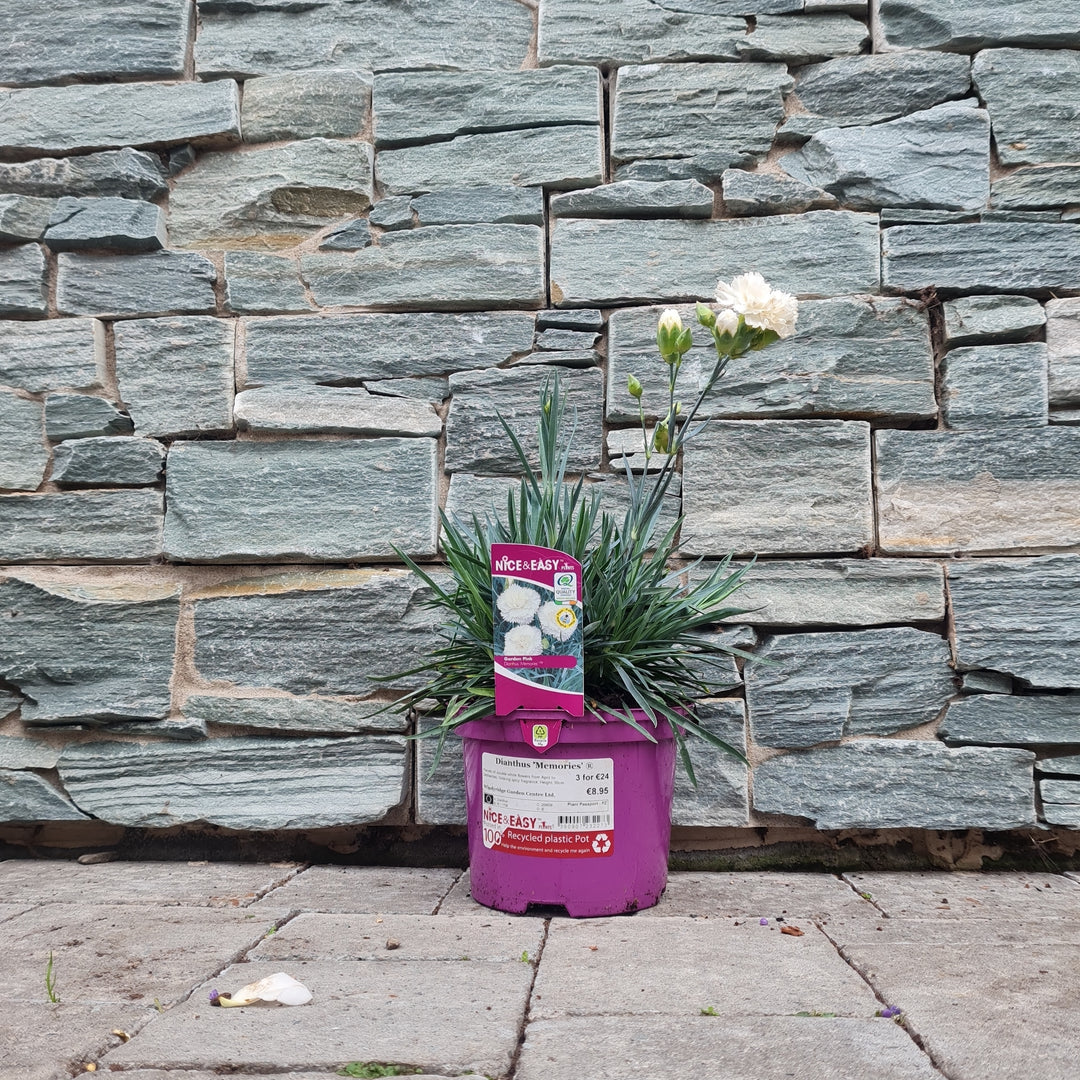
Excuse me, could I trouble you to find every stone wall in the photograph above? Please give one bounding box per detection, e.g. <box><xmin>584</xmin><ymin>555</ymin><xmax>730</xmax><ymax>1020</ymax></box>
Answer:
<box><xmin>1</xmin><ymin>0</ymin><xmax>1079</xmax><ymax>853</ymax></box>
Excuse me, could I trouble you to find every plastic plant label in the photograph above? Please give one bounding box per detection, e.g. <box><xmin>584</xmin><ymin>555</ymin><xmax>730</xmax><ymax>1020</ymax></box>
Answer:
<box><xmin>491</xmin><ymin>542</ymin><xmax>584</xmax><ymax>716</ymax></box>
<box><xmin>481</xmin><ymin>752</ymin><xmax>614</xmax><ymax>858</ymax></box>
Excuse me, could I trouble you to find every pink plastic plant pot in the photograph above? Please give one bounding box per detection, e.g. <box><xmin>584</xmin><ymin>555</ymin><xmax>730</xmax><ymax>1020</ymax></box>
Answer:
<box><xmin>457</xmin><ymin>708</ymin><xmax>676</xmax><ymax>917</ymax></box>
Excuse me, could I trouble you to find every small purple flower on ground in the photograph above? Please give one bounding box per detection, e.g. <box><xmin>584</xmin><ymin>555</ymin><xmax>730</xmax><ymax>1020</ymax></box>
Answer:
<box><xmin>878</xmin><ymin>1005</ymin><xmax>902</xmax><ymax>1019</ymax></box>
<box><xmin>759</xmin><ymin>918</ymin><xmax>769</xmax><ymax>925</ymax></box>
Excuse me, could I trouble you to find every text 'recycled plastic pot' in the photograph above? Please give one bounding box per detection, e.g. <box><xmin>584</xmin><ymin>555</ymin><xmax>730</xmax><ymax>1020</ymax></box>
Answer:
<box><xmin>457</xmin><ymin>708</ymin><xmax>676</xmax><ymax>917</ymax></box>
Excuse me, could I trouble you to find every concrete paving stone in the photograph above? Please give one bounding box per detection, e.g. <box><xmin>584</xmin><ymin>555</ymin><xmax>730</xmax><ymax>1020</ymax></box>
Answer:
<box><xmin>252</xmin><ymin>866</ymin><xmax>460</xmax><ymax>914</ymax></box>
<box><xmin>434</xmin><ymin>869</ymin><xmax>490</xmax><ymax>916</ymax></box>
<box><xmin>107</xmin><ymin>1074</ymin><xmax>397</xmax><ymax>1080</ymax></box>
<box><xmin>640</xmin><ymin>871</ymin><xmax>877</xmax><ymax>920</ymax></box>
<box><xmin>515</xmin><ymin>1015</ymin><xmax>941</xmax><ymax>1080</ymax></box>
<box><xmin>0</xmin><ymin>903</ymin><xmax>287</xmax><ymax>1005</ymax></box>
<box><xmin>251</xmin><ymin>912</ymin><xmax>545</xmax><ymax>962</ymax></box>
<box><xmin>840</xmin><ymin>941</ymin><xmax>1080</xmax><ymax>1080</ymax></box>
<box><xmin>531</xmin><ymin>917</ymin><xmax>877</xmax><ymax>1019</ymax></box>
<box><xmin>103</xmin><ymin>958</ymin><xmax>531</xmax><ymax>1077</ymax></box>
<box><xmin>823</xmin><ymin>912</ymin><xmax>1080</xmax><ymax>947</ymax></box>
<box><xmin>0</xmin><ymin>859</ymin><xmax>300</xmax><ymax>907</ymax></box>
<box><xmin>0</xmin><ymin>1002</ymin><xmax>151</xmax><ymax>1080</ymax></box>
<box><xmin>842</xmin><ymin>871</ymin><xmax>1080</xmax><ymax>920</ymax></box>
<box><xmin>0</xmin><ymin>902</ymin><xmax>32</xmax><ymax>924</ymax></box>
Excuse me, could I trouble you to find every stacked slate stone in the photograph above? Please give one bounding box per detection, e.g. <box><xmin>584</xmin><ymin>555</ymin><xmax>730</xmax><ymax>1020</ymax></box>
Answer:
<box><xmin>0</xmin><ymin>0</ymin><xmax>1077</xmax><ymax>840</ymax></box>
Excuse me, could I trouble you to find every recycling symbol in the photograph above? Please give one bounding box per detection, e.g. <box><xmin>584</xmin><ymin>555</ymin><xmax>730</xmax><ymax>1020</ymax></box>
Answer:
<box><xmin>591</xmin><ymin>833</ymin><xmax>612</xmax><ymax>854</ymax></box>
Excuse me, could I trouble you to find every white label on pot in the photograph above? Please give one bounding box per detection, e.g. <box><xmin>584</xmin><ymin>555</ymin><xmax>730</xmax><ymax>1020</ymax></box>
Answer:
<box><xmin>480</xmin><ymin>753</ymin><xmax>614</xmax><ymax>858</ymax></box>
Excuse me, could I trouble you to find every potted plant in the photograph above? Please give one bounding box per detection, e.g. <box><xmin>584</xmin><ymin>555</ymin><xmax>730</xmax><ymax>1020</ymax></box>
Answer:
<box><xmin>392</xmin><ymin>273</ymin><xmax>799</xmax><ymax>916</ymax></box>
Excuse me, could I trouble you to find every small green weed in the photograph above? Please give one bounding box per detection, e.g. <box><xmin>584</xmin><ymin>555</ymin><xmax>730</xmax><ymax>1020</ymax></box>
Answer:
<box><xmin>699</xmin><ymin>1006</ymin><xmax>718</xmax><ymax>1016</ymax></box>
<box><xmin>795</xmin><ymin>1010</ymin><xmax>837</xmax><ymax>1018</ymax></box>
<box><xmin>337</xmin><ymin>1064</ymin><xmax>418</xmax><ymax>1078</ymax></box>
<box><xmin>520</xmin><ymin>950</ymin><xmax>530</xmax><ymax>963</ymax></box>
<box><xmin>45</xmin><ymin>951</ymin><xmax>59</xmax><ymax>1003</ymax></box>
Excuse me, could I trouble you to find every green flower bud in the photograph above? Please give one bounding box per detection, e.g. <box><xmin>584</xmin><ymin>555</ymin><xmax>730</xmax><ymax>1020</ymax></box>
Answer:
<box><xmin>653</xmin><ymin>421</ymin><xmax>669</xmax><ymax>454</ymax></box>
<box><xmin>656</xmin><ymin>308</ymin><xmax>683</xmax><ymax>359</ymax></box>
<box><xmin>627</xmin><ymin>373</ymin><xmax>643</xmax><ymax>399</ymax></box>
<box><xmin>696</xmin><ymin>303</ymin><xmax>717</xmax><ymax>329</ymax></box>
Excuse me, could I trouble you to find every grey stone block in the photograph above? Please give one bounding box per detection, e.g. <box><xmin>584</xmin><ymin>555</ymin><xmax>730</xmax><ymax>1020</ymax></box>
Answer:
<box><xmin>56</xmin><ymin>251</ymin><xmax>218</xmax><ymax>317</ymax></box>
<box><xmin>113</xmin><ymin>316</ymin><xmax>235</xmax><ymax>437</ymax></box>
<box><xmin>183</xmin><ymin>695</ymin><xmax>406</xmax><ymax>735</ymax></box>
<box><xmin>0</xmin><ymin>393</ymin><xmax>47</xmax><ymax>492</ymax></box>
<box><xmin>223</xmin><ymin>252</ymin><xmax>312</xmax><ymax>314</ymax></box>
<box><xmin>445</xmin><ymin>366</ymin><xmax>603</xmax><ymax>475</ymax></box>
<box><xmin>195</xmin><ymin>0</ymin><xmax>533</xmax><ymax>78</ymax></box>
<box><xmin>882</xmin><ymin>222</ymin><xmax>1080</xmax><ymax>293</ymax></box>
<box><xmin>193</xmin><ymin>573</ymin><xmax>439</xmax><ymax>696</ymax></box>
<box><xmin>875</xmin><ymin>429</ymin><xmax>1080</xmax><ymax>555</ymax></box>
<box><xmin>59</xmin><ymin>735</ymin><xmax>406</xmax><ymax>828</ymax></box>
<box><xmin>0</xmin><ymin>0</ymin><xmax>191</xmax><ymax>84</ymax></box>
<box><xmin>607</xmin><ymin>297</ymin><xmax>934</xmax><ymax>423</ymax></box>
<box><xmin>366</xmin><ymin>377</ymin><xmax>449</xmax><ymax>405</ymax></box>
<box><xmin>1042</xmin><ymin>780</ymin><xmax>1080</xmax><ymax>826</ymax></box>
<box><xmin>943</xmin><ymin>294</ymin><xmax>1046</xmax><ymax>347</ymax></box>
<box><xmin>0</xmin><ymin>490</ymin><xmax>163</xmax><ymax>561</ymax></box>
<box><xmin>0</xmin><ymin>148</ymin><xmax>168</xmax><ymax>200</ymax></box>
<box><xmin>735</xmin><ymin>13</ymin><xmax>868</xmax><ymax>63</ymax></box>
<box><xmin>164</xmin><ymin>439</ymin><xmax>437</xmax><ymax>562</ymax></box>
<box><xmin>962</xmin><ymin>670</ymin><xmax>1014</xmax><ymax>694</ymax></box>
<box><xmin>374</xmin><ymin>67</ymin><xmax>600</xmax><ymax>149</ymax></box>
<box><xmin>748</xmin><ymin>628</ymin><xmax>954</xmax><ymax>748</ymax></box>
<box><xmin>234</xmin><ymin>385</ymin><xmax>440</xmax><ymax>436</ymax></box>
<box><xmin>880</xmin><ymin>208</ymin><xmax>980</xmax><ymax>226</ymax></box>
<box><xmin>241</xmin><ymin>68</ymin><xmax>372</xmax><ymax>142</ymax></box>
<box><xmin>549</xmin><ymin>180</ymin><xmax>713</xmax><ymax>219</ymax></box>
<box><xmin>369</xmin><ymin>195</ymin><xmax>415</xmax><ymax>231</ymax></box>
<box><xmin>991</xmin><ymin>165</ymin><xmax>1080</xmax><ymax>210</ymax></box>
<box><xmin>0</xmin><ymin>770</ymin><xmax>88</xmax><ymax>822</ymax></box>
<box><xmin>942</xmin><ymin>343</ymin><xmax>1048</xmax><ymax>429</ymax></box>
<box><xmin>721</xmin><ymin>170</ymin><xmax>837</xmax><ymax>216</ymax></box>
<box><xmin>948</xmin><ymin>555</ymin><xmax>1080</xmax><ymax>689</ymax></box>
<box><xmin>536</xmin><ymin>308</ymin><xmax>604</xmax><ymax>332</ymax></box>
<box><xmin>376</xmin><ymin>125</ymin><xmax>604</xmax><ymax>194</ymax></box>
<box><xmin>550</xmin><ymin>212</ymin><xmax>880</xmax><ymax>306</ymax></box>
<box><xmin>44</xmin><ymin>393</ymin><xmax>133</xmax><ymax>442</ymax></box>
<box><xmin>0</xmin><ymin>80</ymin><xmax>241</xmax><ymax>156</ymax></box>
<box><xmin>0</xmin><ymin>736</ymin><xmax>58</xmax><ymax>769</ymax></box>
<box><xmin>301</xmin><ymin>224</ymin><xmax>544</xmax><ymax>310</ymax></box>
<box><xmin>0</xmin><ymin>318</ymin><xmax>105</xmax><ymax>393</ymax></box>
<box><xmin>789</xmin><ymin>51</ymin><xmax>973</xmax><ymax>126</ymax></box>
<box><xmin>170</xmin><ymin>139</ymin><xmax>374</xmax><ymax>250</ymax></box>
<box><xmin>0</xmin><ymin>689</ymin><xmax>21</xmax><ymax>719</ymax></box>
<box><xmin>879</xmin><ymin>0</ymin><xmax>1080</xmax><ymax>50</ymax></box>
<box><xmin>416</xmin><ymin>723</ymin><xmax>466</xmax><ymax>825</ymax></box>
<box><xmin>942</xmin><ymin>695</ymin><xmax>1080</xmax><ymax>746</ymax></box>
<box><xmin>517</xmin><ymin>348</ymin><xmax>600</xmax><ymax>369</ymax></box>
<box><xmin>0</xmin><ymin>194</ymin><xmax>53</xmax><ymax>241</ymax></box>
<box><xmin>411</xmin><ymin>186</ymin><xmax>545</xmax><ymax>226</ymax></box>
<box><xmin>243</xmin><ymin>311</ymin><xmax>534</xmax><ymax>385</ymax></box>
<box><xmin>0</xmin><ymin>577</ymin><xmax>177</xmax><ymax>722</ymax></box>
<box><xmin>317</xmin><ymin>219</ymin><xmax>372</xmax><ymax>251</ymax></box>
<box><xmin>681</xmin><ymin>420</ymin><xmax>873</xmax><ymax>556</ymax></box>
<box><xmin>537</xmin><ymin>0</ymin><xmax>749</xmax><ymax>66</ymax></box>
<box><xmin>612</xmin><ymin>63</ymin><xmax>791</xmax><ymax>174</ymax></box>
<box><xmin>671</xmin><ymin>699</ymin><xmax>748</xmax><ymax>827</ymax></box>
<box><xmin>51</xmin><ymin>436</ymin><xmax>165</xmax><ymax>488</ymax></box>
<box><xmin>783</xmin><ymin>103</ymin><xmax>989</xmax><ymax>212</ymax></box>
<box><xmin>1047</xmin><ymin>298</ymin><xmax>1080</xmax><ymax>407</ymax></box>
<box><xmin>972</xmin><ymin>49</ymin><xmax>1080</xmax><ymax>166</ymax></box>
<box><xmin>697</xmin><ymin>557</ymin><xmax>946</xmax><ymax>627</ymax></box>
<box><xmin>45</xmin><ymin>196</ymin><xmax>166</xmax><ymax>252</ymax></box>
<box><xmin>1040</xmin><ymin>755</ymin><xmax>1080</xmax><ymax>775</ymax></box>
<box><xmin>754</xmin><ymin>741</ymin><xmax>1036</xmax><ymax>829</ymax></box>
<box><xmin>535</xmin><ymin>328</ymin><xmax>598</xmax><ymax>351</ymax></box>
<box><xmin>0</xmin><ymin>243</ymin><xmax>47</xmax><ymax>317</ymax></box>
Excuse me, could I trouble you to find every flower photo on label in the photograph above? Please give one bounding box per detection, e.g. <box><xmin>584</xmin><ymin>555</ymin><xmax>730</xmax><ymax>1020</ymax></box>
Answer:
<box><xmin>539</xmin><ymin>600</ymin><xmax>578</xmax><ymax>642</ymax></box>
<box><xmin>496</xmin><ymin>582</ymin><xmax>542</xmax><ymax>624</ymax></box>
<box><xmin>503</xmin><ymin>623</ymin><xmax>543</xmax><ymax>656</ymax></box>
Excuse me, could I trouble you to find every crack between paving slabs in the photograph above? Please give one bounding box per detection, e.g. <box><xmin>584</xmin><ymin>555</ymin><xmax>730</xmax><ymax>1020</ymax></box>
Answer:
<box><xmin>811</xmin><ymin>875</ymin><xmax>958</xmax><ymax>1080</ymax></box>
<box><xmin>430</xmin><ymin>868</ymin><xmax>467</xmax><ymax>915</ymax></box>
<box><xmin>504</xmin><ymin>916</ymin><xmax>551</xmax><ymax>1080</ymax></box>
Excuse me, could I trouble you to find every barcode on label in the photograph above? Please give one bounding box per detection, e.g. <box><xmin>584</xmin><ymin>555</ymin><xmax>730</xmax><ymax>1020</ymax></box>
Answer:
<box><xmin>557</xmin><ymin>814</ymin><xmax>609</xmax><ymax>826</ymax></box>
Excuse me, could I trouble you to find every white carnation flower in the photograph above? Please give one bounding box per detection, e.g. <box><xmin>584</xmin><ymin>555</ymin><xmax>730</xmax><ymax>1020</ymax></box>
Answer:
<box><xmin>496</xmin><ymin>582</ymin><xmax>541</xmax><ymax>624</ymax></box>
<box><xmin>715</xmin><ymin>271</ymin><xmax>798</xmax><ymax>339</ymax></box>
<box><xmin>538</xmin><ymin>600</ymin><xmax>578</xmax><ymax>642</ymax></box>
<box><xmin>503</xmin><ymin>624</ymin><xmax>543</xmax><ymax>656</ymax></box>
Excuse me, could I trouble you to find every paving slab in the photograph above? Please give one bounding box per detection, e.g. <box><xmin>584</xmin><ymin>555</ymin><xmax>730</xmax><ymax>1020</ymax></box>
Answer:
<box><xmin>824</xmin><ymin>913</ymin><xmax>1080</xmax><ymax>947</ymax></box>
<box><xmin>843</xmin><ymin>871</ymin><xmax>1080</xmax><ymax>920</ymax></box>
<box><xmin>638</xmin><ymin>871</ymin><xmax>876</xmax><ymax>920</ymax></box>
<box><xmin>251</xmin><ymin>912</ymin><xmax>545</xmax><ymax>962</ymax></box>
<box><xmin>103</xmin><ymin>959</ymin><xmax>532</xmax><ymax>1077</ymax></box>
<box><xmin>0</xmin><ymin>904</ymin><xmax>287</xmax><ymax>1006</ymax></box>
<box><xmin>0</xmin><ymin>902</ymin><xmax>32</xmax><ymax>925</ymax></box>
<box><xmin>516</xmin><ymin>1015</ymin><xmax>941</xmax><ymax>1080</ymax></box>
<box><xmin>252</xmin><ymin>865</ymin><xmax>461</xmax><ymax>914</ymax></box>
<box><xmin>434</xmin><ymin>868</ymin><xmax>491</xmax><ymax>915</ymax></box>
<box><xmin>0</xmin><ymin>1002</ymin><xmax>151</xmax><ymax>1080</ymax></box>
<box><xmin>531</xmin><ymin>917</ymin><xmax>877</xmax><ymax>1019</ymax></box>
<box><xmin>0</xmin><ymin>859</ymin><xmax>300</xmax><ymax>907</ymax></box>
<box><xmin>841</xmin><ymin>940</ymin><xmax>1080</xmax><ymax>1080</ymax></box>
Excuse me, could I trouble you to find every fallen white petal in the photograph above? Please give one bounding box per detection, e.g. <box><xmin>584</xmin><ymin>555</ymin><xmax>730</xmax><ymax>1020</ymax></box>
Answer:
<box><xmin>229</xmin><ymin>972</ymin><xmax>313</xmax><ymax>1006</ymax></box>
